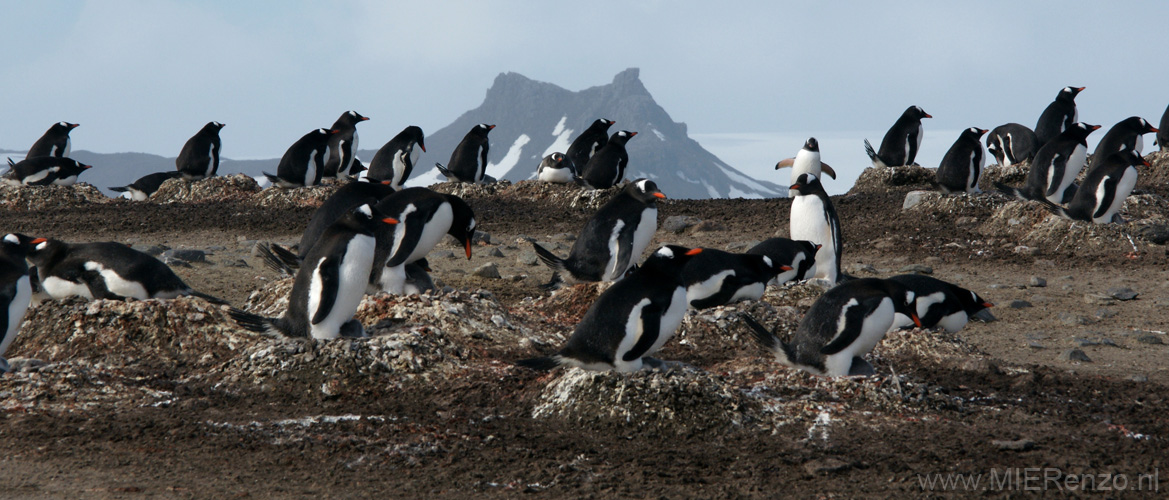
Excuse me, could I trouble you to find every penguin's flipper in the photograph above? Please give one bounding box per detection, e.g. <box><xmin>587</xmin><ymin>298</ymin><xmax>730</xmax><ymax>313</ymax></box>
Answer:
<box><xmin>516</xmin><ymin>355</ymin><xmax>563</xmax><ymax>371</ymax></box>
<box><xmin>257</xmin><ymin>243</ymin><xmax>296</xmax><ymax>277</ymax></box>
<box><xmin>621</xmin><ymin>304</ymin><xmax>663</xmax><ymax>362</ymax></box>
<box><xmin>227</xmin><ymin>307</ymin><xmax>287</xmax><ymax>337</ymax></box>
<box><xmin>309</xmin><ymin>257</ymin><xmax>339</xmax><ymax>325</ymax></box>
<box><xmin>6</xmin><ymin>158</ymin><xmax>14</xmax><ymax>167</ymax></box>
<box><xmin>774</xmin><ymin>158</ymin><xmax>795</xmax><ymax>170</ymax></box>
<box><xmin>848</xmin><ymin>357</ymin><xmax>876</xmax><ymax>376</ymax></box>
<box><xmin>187</xmin><ymin>290</ymin><xmax>229</xmax><ymax>306</ymax></box>
<box><xmin>434</xmin><ymin>162</ymin><xmax>454</xmax><ymax>179</ymax></box>
<box><xmin>863</xmin><ymin>139</ymin><xmax>878</xmax><ymax>162</ymax></box>
<box><xmin>339</xmin><ymin>318</ymin><xmax>366</xmax><ymax>338</ymax></box>
<box><xmin>1061</xmin><ymin>183</ymin><xmax>1078</xmax><ymax>204</ymax></box>
<box><xmin>820</xmin><ymin>163</ymin><xmax>837</xmax><ymax>180</ymax></box>
<box><xmin>82</xmin><ymin>270</ymin><xmax>124</xmax><ymax>300</ymax></box>
<box><xmin>109</xmin><ymin>186</ymin><xmax>130</xmax><ymax>193</ymax></box>
<box><xmin>819</xmin><ymin>299</ymin><xmax>872</xmax><ymax>355</ymax></box>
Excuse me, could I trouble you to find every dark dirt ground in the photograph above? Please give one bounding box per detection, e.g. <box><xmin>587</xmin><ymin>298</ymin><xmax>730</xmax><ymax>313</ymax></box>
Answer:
<box><xmin>2</xmin><ymin>159</ymin><xmax>1168</xmax><ymax>499</ymax></box>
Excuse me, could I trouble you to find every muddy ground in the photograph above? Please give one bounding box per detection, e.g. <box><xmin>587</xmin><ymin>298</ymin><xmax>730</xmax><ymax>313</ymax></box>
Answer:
<box><xmin>1</xmin><ymin>158</ymin><xmax>1168</xmax><ymax>498</ymax></box>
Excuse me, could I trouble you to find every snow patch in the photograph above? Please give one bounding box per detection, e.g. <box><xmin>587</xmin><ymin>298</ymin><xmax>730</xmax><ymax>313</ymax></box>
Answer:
<box><xmin>727</xmin><ymin>186</ymin><xmax>763</xmax><ymax>199</ymax></box>
<box><xmin>552</xmin><ymin>116</ymin><xmax>567</xmax><ymax>136</ymax></box>
<box><xmin>489</xmin><ymin>134</ymin><xmax>531</xmax><ymax>177</ymax></box>
<box><xmin>675</xmin><ymin>170</ymin><xmax>701</xmax><ymax>185</ymax></box>
<box><xmin>705</xmin><ymin>183</ymin><xmax>721</xmax><ymax>198</ymax></box>
<box><xmin>543</xmin><ymin>124</ymin><xmax>573</xmax><ymax>158</ymax></box>
<box><xmin>652</xmin><ymin>129</ymin><xmax>666</xmax><ymax>141</ymax></box>
<box><xmin>715</xmin><ymin>162</ymin><xmax>779</xmax><ymax>195</ymax></box>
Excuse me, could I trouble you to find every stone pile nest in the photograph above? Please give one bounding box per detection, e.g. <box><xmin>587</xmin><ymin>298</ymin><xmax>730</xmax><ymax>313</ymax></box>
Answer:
<box><xmin>0</xmin><ymin>182</ymin><xmax>110</xmax><ymax>210</ymax></box>
<box><xmin>152</xmin><ymin>174</ymin><xmax>261</xmax><ymax>204</ymax></box>
<box><xmin>847</xmin><ymin>165</ymin><xmax>936</xmax><ymax>194</ymax></box>
<box><xmin>431</xmin><ymin>179</ymin><xmax>623</xmax><ymax>210</ymax></box>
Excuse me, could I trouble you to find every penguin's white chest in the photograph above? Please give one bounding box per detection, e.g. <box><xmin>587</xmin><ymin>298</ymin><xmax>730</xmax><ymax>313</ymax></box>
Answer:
<box><xmin>538</xmin><ymin>164</ymin><xmax>574</xmax><ymax>183</ymax></box>
<box><xmin>309</xmin><ymin>235</ymin><xmax>376</xmax><ymax>339</ymax></box>
<box><xmin>304</xmin><ymin>149</ymin><xmax>319</xmax><ymax>186</ymax></box>
<box><xmin>613</xmin><ymin>287</ymin><xmax>687</xmax><ymax>372</ymax></box>
<box><xmin>790</xmin><ymin>195</ymin><xmax>836</xmax><ymax>281</ymax></box>
<box><xmin>83</xmin><ymin>261</ymin><xmax>153</xmax><ymax>299</ymax></box>
<box><xmin>790</xmin><ymin>150</ymin><xmax>820</xmax><ymax>184</ymax></box>
<box><xmin>686</xmin><ymin>270</ymin><xmax>735</xmax><ymax>306</ymax></box>
<box><xmin>205</xmin><ymin>142</ymin><xmax>217</xmax><ymax>177</ymax></box>
<box><xmin>1093</xmin><ymin>168</ymin><xmax>1137</xmax><ymax>223</ymax></box>
<box><xmin>824</xmin><ymin>298</ymin><xmax>894</xmax><ymax>376</ymax></box>
<box><xmin>2</xmin><ymin>276</ymin><xmax>33</xmax><ymax>357</ymax></box>
<box><xmin>41</xmin><ymin>276</ymin><xmax>93</xmax><ymax>300</ymax></box>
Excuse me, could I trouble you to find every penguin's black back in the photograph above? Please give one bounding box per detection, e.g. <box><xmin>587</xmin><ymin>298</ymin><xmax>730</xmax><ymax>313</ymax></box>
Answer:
<box><xmin>986</xmin><ymin>123</ymin><xmax>1038</xmax><ymax>165</ymax></box>
<box><xmin>298</xmin><ymin>181</ymin><xmax>398</xmax><ymax>258</ymax></box>
<box><xmin>4</xmin><ymin>157</ymin><xmax>88</xmax><ymax>185</ymax></box>
<box><xmin>580</xmin><ymin>131</ymin><xmax>635</xmax><ymax>189</ymax></box>
<box><xmin>1034</xmin><ymin>87</ymin><xmax>1082</xmax><ymax>146</ymax></box>
<box><xmin>324</xmin><ymin>111</ymin><xmax>367</xmax><ymax>178</ymax></box>
<box><xmin>176</xmin><ymin>121</ymin><xmax>224</xmax><ymax>178</ymax></box>
<box><xmin>368</xmin><ymin>126</ymin><xmax>426</xmax><ymax>182</ymax></box>
<box><xmin>876</xmin><ymin>106</ymin><xmax>929</xmax><ymax>166</ymax></box>
<box><xmin>275</xmin><ymin>129</ymin><xmax>333</xmax><ymax>186</ymax></box>
<box><xmin>1014</xmin><ymin>123</ymin><xmax>1095</xmax><ymax>202</ymax></box>
<box><xmin>26</xmin><ymin>122</ymin><xmax>77</xmax><ymax>159</ymax></box>
<box><xmin>565</xmin><ymin>119</ymin><xmax>614</xmax><ymax>172</ymax></box>
<box><xmin>444</xmin><ymin>124</ymin><xmax>493</xmax><ymax>182</ymax></box>
<box><xmin>114</xmin><ymin>171</ymin><xmax>183</xmax><ymax>195</ymax></box>
<box><xmin>936</xmin><ymin>127</ymin><xmax>986</xmax><ymax>193</ymax></box>
<box><xmin>1158</xmin><ymin>103</ymin><xmax>1169</xmax><ymax>150</ymax></box>
<box><xmin>1064</xmin><ymin>151</ymin><xmax>1142</xmax><ymax>221</ymax></box>
<box><xmin>796</xmin><ymin>278</ymin><xmax>911</xmax><ymax>358</ymax></box>
<box><xmin>1087</xmin><ymin>116</ymin><xmax>1157</xmax><ymax>174</ymax></box>
<box><xmin>887</xmin><ymin>274</ymin><xmax>989</xmax><ymax>326</ymax></box>
<box><xmin>31</xmin><ymin>241</ymin><xmax>189</xmax><ymax>298</ymax></box>
<box><xmin>563</xmin><ymin>181</ymin><xmax>658</xmax><ymax>280</ymax></box>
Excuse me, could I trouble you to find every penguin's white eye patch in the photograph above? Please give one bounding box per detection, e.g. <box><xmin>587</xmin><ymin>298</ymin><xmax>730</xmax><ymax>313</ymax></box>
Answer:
<box><xmin>36</xmin><ymin>242</ymin><xmax>48</xmax><ymax>251</ymax></box>
<box><xmin>357</xmin><ymin>204</ymin><xmax>372</xmax><ymax>218</ymax></box>
<box><xmin>656</xmin><ymin>247</ymin><xmax>674</xmax><ymax>258</ymax></box>
<box><xmin>3</xmin><ymin>234</ymin><xmax>17</xmax><ymax>245</ymax></box>
<box><xmin>349</xmin><ymin>111</ymin><xmax>357</xmax><ymax>117</ymax></box>
<box><xmin>58</xmin><ymin>121</ymin><xmax>68</xmax><ymax>127</ymax></box>
<box><xmin>906</xmin><ymin>292</ymin><xmax>916</xmax><ymax>303</ymax></box>
<box><xmin>763</xmin><ymin>256</ymin><xmax>773</xmax><ymax>268</ymax></box>
<box><xmin>636</xmin><ymin>179</ymin><xmax>648</xmax><ymax>192</ymax></box>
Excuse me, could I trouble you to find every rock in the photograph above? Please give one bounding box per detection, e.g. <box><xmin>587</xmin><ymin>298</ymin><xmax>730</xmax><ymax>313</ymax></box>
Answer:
<box><xmin>432</xmin><ymin>250</ymin><xmax>456</xmax><ymax>260</ymax></box>
<box><xmin>1057</xmin><ymin>313</ymin><xmax>1090</xmax><ymax>326</ymax></box>
<box><xmin>472</xmin><ymin>231</ymin><xmax>501</xmax><ymax>245</ymax></box>
<box><xmin>142</xmin><ymin>245</ymin><xmax>169</xmax><ymax>256</ymax></box>
<box><xmin>1029</xmin><ymin>277</ymin><xmax>1047</xmax><ymax>287</ymax></box>
<box><xmin>1136</xmin><ymin>334</ymin><xmax>1163</xmax><ymax>345</ymax></box>
<box><xmin>1107</xmin><ymin>287</ymin><xmax>1139</xmax><ymax>301</ymax></box>
<box><xmin>1130</xmin><ymin>375</ymin><xmax>1149</xmax><ymax>383</ymax></box>
<box><xmin>473</xmin><ymin>263</ymin><xmax>501</xmax><ymax>279</ymax></box>
<box><xmin>488</xmin><ymin>247</ymin><xmax>506</xmax><ymax>258</ymax></box>
<box><xmin>1013</xmin><ymin>245</ymin><xmax>1039</xmax><ymax>256</ymax></box>
<box><xmin>902</xmin><ymin>190</ymin><xmax>939</xmax><ymax>210</ymax></box>
<box><xmin>662</xmin><ymin>215</ymin><xmax>701</xmax><ymax>233</ymax></box>
<box><xmin>1027</xmin><ymin>341</ymin><xmax>1046</xmax><ymax>349</ymax></box>
<box><xmin>1074</xmin><ymin>338</ymin><xmax>1100</xmax><ymax>347</ymax></box>
<box><xmin>848</xmin><ymin>263</ymin><xmax>877</xmax><ymax>275</ymax></box>
<box><xmin>691</xmin><ymin>220</ymin><xmax>727</xmax><ymax>232</ymax></box>
<box><xmin>1094</xmin><ymin>308</ymin><xmax>1118</xmax><ymax>319</ymax></box>
<box><xmin>5</xmin><ymin>358</ymin><xmax>47</xmax><ymax>373</ymax></box>
<box><xmin>1059</xmin><ymin>349</ymin><xmax>1092</xmax><ymax>362</ymax></box>
<box><xmin>1083</xmin><ymin>294</ymin><xmax>1116</xmax><ymax>306</ymax></box>
<box><xmin>1008</xmin><ymin>300</ymin><xmax>1032</xmax><ymax>309</ymax></box>
<box><xmin>804</xmin><ymin>458</ymin><xmax>850</xmax><ymax>475</ymax></box>
<box><xmin>1136</xmin><ymin>223</ymin><xmax>1169</xmax><ymax>244</ymax></box>
<box><xmin>724</xmin><ymin>241</ymin><xmax>760</xmax><ymax>252</ymax></box>
<box><xmin>220</xmin><ymin>259</ymin><xmax>250</xmax><ymax>268</ymax></box>
<box><xmin>991</xmin><ymin>439</ymin><xmax>1035</xmax><ymax>452</ymax></box>
<box><xmin>517</xmin><ymin>251</ymin><xmax>539</xmax><ymax>266</ymax></box>
<box><xmin>552</xmin><ymin>232</ymin><xmax>576</xmax><ymax>242</ymax></box>
<box><xmin>162</xmin><ymin>248</ymin><xmax>206</xmax><ymax>263</ymax></box>
<box><xmin>898</xmin><ymin>264</ymin><xmax>932</xmax><ymax>274</ymax></box>
<box><xmin>161</xmin><ymin>257</ymin><xmax>192</xmax><ymax>268</ymax></box>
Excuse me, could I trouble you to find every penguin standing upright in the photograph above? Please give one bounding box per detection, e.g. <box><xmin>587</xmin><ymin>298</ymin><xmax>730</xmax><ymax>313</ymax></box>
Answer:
<box><xmin>579</xmin><ymin>131</ymin><xmax>637</xmax><ymax>189</ymax></box>
<box><xmin>936</xmin><ymin>127</ymin><xmax>988</xmax><ymax>194</ymax></box>
<box><xmin>864</xmin><ymin>106</ymin><xmax>931</xmax><ymax>168</ymax></box>
<box><xmin>26</xmin><ymin>122</ymin><xmax>79</xmax><ymax>159</ymax></box>
<box><xmin>740</xmin><ymin>278</ymin><xmax>921</xmax><ymax>377</ymax></box>
<box><xmin>886</xmin><ymin>274</ymin><xmax>994</xmax><ymax>332</ymax></box>
<box><xmin>1034</xmin><ymin>86</ymin><xmax>1084</xmax><ymax>146</ymax></box>
<box><xmin>994</xmin><ymin>122</ymin><xmax>1099</xmax><ymax>204</ymax></box>
<box><xmin>1158</xmin><ymin>103</ymin><xmax>1169</xmax><ymax>152</ymax></box>
<box><xmin>564</xmin><ymin>118</ymin><xmax>615</xmax><ymax>173</ymax></box>
<box><xmin>985</xmin><ymin>123</ymin><xmax>1038</xmax><ymax>167</ymax></box>
<box><xmin>680</xmin><ymin>249</ymin><xmax>784</xmax><ymax>309</ymax></box>
<box><xmin>263</xmin><ymin>128</ymin><xmax>335</xmax><ymax>188</ymax></box>
<box><xmin>230</xmin><ymin>205</ymin><xmax>399</xmax><ymax>339</ymax></box>
<box><xmin>370</xmin><ymin>187</ymin><xmax>477</xmax><ymax>294</ymax></box>
<box><xmin>745</xmin><ymin>238</ymin><xmax>820</xmax><ymax>285</ymax></box>
<box><xmin>774</xmin><ymin>137</ymin><xmax>837</xmax><ymax>184</ymax></box>
<box><xmin>532</xmin><ymin>179</ymin><xmax>663</xmax><ymax>285</ymax></box>
<box><xmin>367</xmin><ymin>125</ymin><xmax>426</xmax><ymax>188</ymax></box>
<box><xmin>323</xmin><ymin>111</ymin><xmax>369</xmax><ymax>180</ymax></box>
<box><xmin>1042</xmin><ymin>150</ymin><xmax>1146</xmax><ymax>224</ymax></box>
<box><xmin>110</xmin><ymin>171</ymin><xmax>183</xmax><ymax>201</ymax></box>
<box><xmin>2</xmin><ymin>157</ymin><xmax>92</xmax><ymax>186</ymax></box>
<box><xmin>789</xmin><ymin>173</ymin><xmax>842</xmax><ymax>284</ymax></box>
<box><xmin>517</xmin><ymin>245</ymin><xmax>702</xmax><ymax>372</ymax></box>
<box><xmin>435</xmin><ymin>124</ymin><xmax>494</xmax><ymax>183</ymax></box>
<box><xmin>176</xmin><ymin>121</ymin><xmax>225</xmax><ymax>180</ymax></box>
<box><xmin>25</xmin><ymin>239</ymin><xmax>225</xmax><ymax>303</ymax></box>
<box><xmin>1085</xmin><ymin>116</ymin><xmax>1158</xmax><ymax>176</ymax></box>
<box><xmin>1</xmin><ymin>234</ymin><xmax>44</xmax><ymax>372</ymax></box>
<box><xmin>536</xmin><ymin>152</ymin><xmax>575</xmax><ymax>183</ymax></box>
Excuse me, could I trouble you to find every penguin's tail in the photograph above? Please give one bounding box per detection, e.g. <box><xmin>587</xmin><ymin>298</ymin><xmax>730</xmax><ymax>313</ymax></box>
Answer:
<box><xmin>739</xmin><ymin>314</ymin><xmax>797</xmax><ymax>368</ymax></box>
<box><xmin>109</xmin><ymin>186</ymin><xmax>130</xmax><ymax>193</ymax></box>
<box><xmin>262</xmin><ymin>172</ymin><xmax>282</xmax><ymax>185</ymax></box>
<box><xmin>187</xmin><ymin>290</ymin><xmax>229</xmax><ymax>305</ymax></box>
<box><xmin>1034</xmin><ymin>197</ymin><xmax>1073</xmax><ymax>220</ymax></box>
<box><xmin>532</xmin><ymin>241</ymin><xmax>570</xmax><ymax>289</ymax></box>
<box><xmin>227</xmin><ymin>307</ymin><xmax>288</xmax><ymax>338</ymax></box>
<box><xmin>7</xmin><ymin>158</ymin><xmax>15</xmax><ymax>167</ymax></box>
<box><xmin>863</xmin><ymin>139</ymin><xmax>879</xmax><ymax>163</ymax></box>
<box><xmin>993</xmin><ymin>181</ymin><xmax>1031</xmax><ymax>202</ymax></box>
<box><xmin>434</xmin><ymin>162</ymin><xmax>454</xmax><ymax>179</ymax></box>
<box><xmin>515</xmin><ymin>355</ymin><xmax>565</xmax><ymax>371</ymax></box>
<box><xmin>257</xmin><ymin>242</ymin><xmax>300</xmax><ymax>277</ymax></box>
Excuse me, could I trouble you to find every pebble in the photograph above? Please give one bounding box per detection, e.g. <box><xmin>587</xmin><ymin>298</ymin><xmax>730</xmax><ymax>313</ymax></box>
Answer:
<box><xmin>1029</xmin><ymin>277</ymin><xmax>1046</xmax><ymax>287</ymax></box>
<box><xmin>898</xmin><ymin>264</ymin><xmax>932</xmax><ymax>274</ymax></box>
<box><xmin>1059</xmin><ymin>349</ymin><xmax>1092</xmax><ymax>363</ymax></box>
<box><xmin>488</xmin><ymin>247</ymin><xmax>506</xmax><ymax>258</ymax></box>
<box><xmin>1057</xmin><ymin>313</ymin><xmax>1090</xmax><ymax>326</ymax></box>
<box><xmin>991</xmin><ymin>439</ymin><xmax>1035</xmax><ymax>452</ymax></box>
<box><xmin>1094</xmin><ymin>308</ymin><xmax>1118</xmax><ymax>319</ymax></box>
<box><xmin>1013</xmin><ymin>245</ymin><xmax>1039</xmax><ymax>256</ymax></box>
<box><xmin>804</xmin><ymin>458</ymin><xmax>850</xmax><ymax>475</ymax></box>
<box><xmin>1107</xmin><ymin>287</ymin><xmax>1138</xmax><ymax>301</ymax></box>
<box><xmin>220</xmin><ymin>259</ymin><xmax>250</xmax><ymax>268</ymax></box>
<box><xmin>1027</xmin><ymin>341</ymin><xmax>1046</xmax><ymax>349</ymax></box>
<box><xmin>987</xmin><ymin>284</ymin><xmax>1011</xmax><ymax>290</ymax></box>
<box><xmin>163</xmin><ymin>248</ymin><xmax>206</xmax><ymax>263</ymax></box>
<box><xmin>1083</xmin><ymin>294</ymin><xmax>1115</xmax><ymax>306</ymax></box>
<box><xmin>901</xmin><ymin>190</ymin><xmax>935</xmax><ymax>210</ymax></box>
<box><xmin>143</xmin><ymin>245</ymin><xmax>169</xmax><ymax>256</ymax></box>
<box><xmin>1130</xmin><ymin>375</ymin><xmax>1149</xmax><ymax>383</ymax></box>
<box><xmin>724</xmin><ymin>241</ymin><xmax>759</xmax><ymax>252</ymax></box>
<box><xmin>1136</xmin><ymin>334</ymin><xmax>1163</xmax><ymax>345</ymax></box>
<box><xmin>848</xmin><ymin>263</ymin><xmax>877</xmax><ymax>275</ymax></box>
<box><xmin>517</xmin><ymin>251</ymin><xmax>539</xmax><ymax>266</ymax></box>
<box><xmin>553</xmin><ymin>232</ymin><xmax>576</xmax><ymax>242</ymax></box>
<box><xmin>662</xmin><ymin>215</ymin><xmax>701</xmax><ymax>233</ymax></box>
<box><xmin>432</xmin><ymin>250</ymin><xmax>456</xmax><ymax>260</ymax></box>
<box><xmin>161</xmin><ymin>257</ymin><xmax>192</xmax><ymax>268</ymax></box>
<box><xmin>473</xmin><ymin>263</ymin><xmax>501</xmax><ymax>279</ymax></box>
<box><xmin>1008</xmin><ymin>300</ymin><xmax>1032</xmax><ymax>309</ymax></box>
<box><xmin>691</xmin><ymin>220</ymin><xmax>727</xmax><ymax>232</ymax></box>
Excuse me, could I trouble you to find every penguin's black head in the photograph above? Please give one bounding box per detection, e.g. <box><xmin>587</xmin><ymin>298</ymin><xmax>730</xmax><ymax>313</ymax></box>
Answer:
<box><xmin>348</xmin><ymin>158</ymin><xmax>368</xmax><ymax>176</ymax></box>
<box><xmin>593</xmin><ymin>118</ymin><xmax>615</xmax><ymax>130</ymax></box>
<box><xmin>473</xmin><ymin>124</ymin><xmax>496</xmax><ymax>136</ymax></box>
<box><xmin>1</xmin><ymin>233</ymin><xmax>44</xmax><ymax>259</ymax></box>
<box><xmin>880</xmin><ymin>279</ymin><xmax>922</xmax><ymax>328</ymax></box>
<box><xmin>627</xmin><ymin>178</ymin><xmax>666</xmax><ymax>204</ymax></box>
<box><xmin>445</xmin><ymin>194</ymin><xmax>477</xmax><ymax>259</ymax></box>
<box><xmin>1120</xmin><ymin>116</ymin><xmax>1159</xmax><ymax>135</ymax></box>
<box><xmin>54</xmin><ymin>122</ymin><xmax>79</xmax><ymax>132</ymax></box>
<box><xmin>640</xmin><ymin>245</ymin><xmax>703</xmax><ymax>278</ymax></box>
<box><xmin>1067</xmin><ymin>122</ymin><xmax>1102</xmax><ymax>139</ymax></box>
<box><xmin>905</xmin><ymin>106</ymin><xmax>932</xmax><ymax>120</ymax></box>
<box><xmin>25</xmin><ymin>238</ymin><xmax>67</xmax><ymax>267</ymax></box>
<box><xmin>1059</xmin><ymin>86</ymin><xmax>1086</xmax><ymax>100</ymax></box>
<box><xmin>1112</xmin><ymin>150</ymin><xmax>1151</xmax><ymax>168</ymax></box>
<box><xmin>204</xmin><ymin>121</ymin><xmax>226</xmax><ymax>132</ymax></box>
<box><xmin>955</xmin><ymin>287</ymin><xmax>994</xmax><ymax>315</ymax></box>
<box><xmin>345</xmin><ymin>203</ymin><xmax>398</xmax><ymax>233</ymax></box>
<box><xmin>803</xmin><ymin>137</ymin><xmax>819</xmax><ymax>152</ymax></box>
<box><xmin>610</xmin><ymin>130</ymin><xmax>638</xmax><ymax>145</ymax></box>
<box><xmin>964</xmin><ymin>127</ymin><xmax>989</xmax><ymax>139</ymax></box>
<box><xmin>349</xmin><ymin>110</ymin><xmax>369</xmax><ymax>122</ymax></box>
<box><xmin>789</xmin><ymin>173</ymin><xmax>823</xmax><ymax>195</ymax></box>
<box><xmin>402</xmin><ymin>125</ymin><xmax>426</xmax><ymax>152</ymax></box>
<box><xmin>752</xmin><ymin>254</ymin><xmax>789</xmax><ymax>281</ymax></box>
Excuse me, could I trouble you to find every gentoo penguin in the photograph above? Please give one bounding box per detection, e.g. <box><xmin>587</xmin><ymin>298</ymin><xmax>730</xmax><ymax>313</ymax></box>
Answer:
<box><xmin>579</xmin><ymin>130</ymin><xmax>637</xmax><ymax>189</ymax></box>
<box><xmin>745</xmin><ymin>238</ymin><xmax>819</xmax><ymax>285</ymax></box>
<box><xmin>435</xmin><ymin>124</ymin><xmax>494</xmax><ymax>183</ymax></box>
<box><xmin>680</xmin><ymin>249</ymin><xmax>785</xmax><ymax>310</ymax></box>
<box><xmin>536</xmin><ymin>152</ymin><xmax>575</xmax><ymax>183</ymax></box>
<box><xmin>262</xmin><ymin>178</ymin><xmax>400</xmax><ymax>269</ymax></box>
<box><xmin>1042</xmin><ymin>150</ymin><xmax>1146</xmax><ymax>224</ymax></box>
<box><xmin>886</xmin><ymin>274</ymin><xmax>994</xmax><ymax>332</ymax></box>
<box><xmin>367</xmin><ymin>125</ymin><xmax>426</xmax><ymax>188</ymax></box>
<box><xmin>371</xmin><ymin>187</ymin><xmax>477</xmax><ymax>294</ymax></box>
<box><xmin>1034</xmin><ymin>86</ymin><xmax>1085</xmax><ymax>147</ymax></box>
<box><xmin>1</xmin><ymin>234</ymin><xmax>45</xmax><ymax>372</ymax></box>
<box><xmin>864</xmin><ymin>106</ymin><xmax>931</xmax><ymax>168</ymax></box>
<box><xmin>263</xmin><ymin>128</ymin><xmax>336</xmax><ymax>188</ymax></box>
<box><xmin>533</xmin><ymin>179</ymin><xmax>663</xmax><ymax>285</ymax></box>
<box><xmin>2</xmin><ymin>157</ymin><xmax>92</xmax><ymax>186</ymax></box>
<box><xmin>994</xmin><ymin>122</ymin><xmax>1099</xmax><ymax>204</ymax></box>
<box><xmin>789</xmin><ymin>173</ymin><xmax>842</xmax><ymax>284</ymax></box>
<box><xmin>1085</xmin><ymin>116</ymin><xmax>1158</xmax><ymax>176</ymax></box>
<box><xmin>230</xmin><ymin>205</ymin><xmax>399</xmax><ymax>339</ymax></box>
<box><xmin>740</xmin><ymin>278</ymin><xmax>921</xmax><ymax>377</ymax></box>
<box><xmin>936</xmin><ymin>127</ymin><xmax>988</xmax><ymax>194</ymax></box>
<box><xmin>985</xmin><ymin>123</ymin><xmax>1038</xmax><ymax>167</ymax></box>
<box><xmin>774</xmin><ymin>137</ymin><xmax>837</xmax><ymax>184</ymax></box>
<box><xmin>26</xmin><ymin>122</ymin><xmax>79</xmax><ymax>159</ymax></box>
<box><xmin>517</xmin><ymin>245</ymin><xmax>702</xmax><ymax>372</ymax></box>
<box><xmin>323</xmin><ymin>111</ymin><xmax>369</xmax><ymax>180</ymax></box>
<box><xmin>25</xmin><ymin>239</ymin><xmax>226</xmax><ymax>303</ymax></box>
<box><xmin>348</xmin><ymin>158</ymin><xmax>368</xmax><ymax>177</ymax></box>
<box><xmin>110</xmin><ymin>171</ymin><xmax>183</xmax><ymax>201</ymax></box>
<box><xmin>1158</xmin><ymin>103</ymin><xmax>1169</xmax><ymax>152</ymax></box>
<box><xmin>176</xmin><ymin>121</ymin><xmax>225</xmax><ymax>180</ymax></box>
<box><xmin>564</xmin><ymin>118</ymin><xmax>615</xmax><ymax>172</ymax></box>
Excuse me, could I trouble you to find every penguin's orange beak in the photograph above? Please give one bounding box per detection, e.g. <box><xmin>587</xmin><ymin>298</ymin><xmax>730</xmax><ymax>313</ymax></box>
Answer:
<box><xmin>465</xmin><ymin>239</ymin><xmax>473</xmax><ymax>259</ymax></box>
<box><xmin>923</xmin><ymin>113</ymin><xmax>933</xmax><ymax>119</ymax></box>
<box><xmin>1150</xmin><ymin>127</ymin><xmax>1160</xmax><ymax>133</ymax></box>
<box><xmin>420</xmin><ymin>144</ymin><xmax>427</xmax><ymax>152</ymax></box>
<box><xmin>815</xmin><ymin>244</ymin><xmax>823</xmax><ymax>250</ymax></box>
<box><xmin>361</xmin><ymin>116</ymin><xmax>370</xmax><ymax>121</ymax></box>
<box><xmin>81</xmin><ymin>164</ymin><xmax>92</xmax><ymax>169</ymax></box>
<box><xmin>382</xmin><ymin>217</ymin><xmax>399</xmax><ymax>224</ymax></box>
<box><xmin>30</xmin><ymin>238</ymin><xmax>47</xmax><ymax>244</ymax></box>
<box><xmin>381</xmin><ymin>180</ymin><xmax>392</xmax><ymax>185</ymax></box>
<box><xmin>982</xmin><ymin>302</ymin><xmax>994</xmax><ymax>308</ymax></box>
<box><xmin>685</xmin><ymin>248</ymin><xmax>703</xmax><ymax>256</ymax></box>
<box><xmin>653</xmin><ymin>192</ymin><xmax>666</xmax><ymax>199</ymax></box>
<box><xmin>911</xmin><ymin>313</ymin><xmax>922</xmax><ymax>328</ymax></box>
<box><xmin>1076</xmin><ymin>86</ymin><xmax>1086</xmax><ymax>92</ymax></box>
<box><xmin>779</xmin><ymin>265</ymin><xmax>793</xmax><ymax>271</ymax></box>
<box><xmin>1090</xmin><ymin>125</ymin><xmax>1102</xmax><ymax>131</ymax></box>
<box><xmin>789</xmin><ymin>184</ymin><xmax>801</xmax><ymax>190</ymax></box>
<box><xmin>331</xmin><ymin>129</ymin><xmax>340</xmax><ymax>134</ymax></box>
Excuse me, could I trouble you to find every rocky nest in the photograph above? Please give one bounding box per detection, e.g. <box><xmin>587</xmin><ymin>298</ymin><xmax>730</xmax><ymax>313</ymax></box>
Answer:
<box><xmin>0</xmin><ymin>182</ymin><xmax>111</xmax><ymax>210</ymax></box>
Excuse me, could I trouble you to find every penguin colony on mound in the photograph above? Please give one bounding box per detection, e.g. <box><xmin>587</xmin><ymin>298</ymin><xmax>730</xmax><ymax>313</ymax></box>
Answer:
<box><xmin>0</xmin><ymin>91</ymin><xmax>1165</xmax><ymax>377</ymax></box>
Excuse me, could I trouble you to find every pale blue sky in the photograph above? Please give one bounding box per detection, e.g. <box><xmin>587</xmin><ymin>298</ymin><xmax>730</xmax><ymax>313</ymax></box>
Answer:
<box><xmin>3</xmin><ymin>0</ymin><xmax>1166</xmax><ymax>173</ymax></box>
